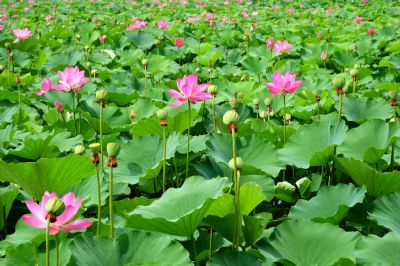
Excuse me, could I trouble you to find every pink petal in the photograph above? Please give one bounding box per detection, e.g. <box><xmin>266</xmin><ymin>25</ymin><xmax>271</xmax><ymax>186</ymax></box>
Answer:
<box><xmin>49</xmin><ymin>225</ymin><xmax>60</xmax><ymax>235</ymax></box>
<box><xmin>61</xmin><ymin>192</ymin><xmax>75</xmax><ymax>206</ymax></box>
<box><xmin>170</xmin><ymin>100</ymin><xmax>184</xmax><ymax>107</ymax></box>
<box><xmin>25</xmin><ymin>200</ymin><xmax>46</xmax><ymax>222</ymax></box>
<box><xmin>55</xmin><ymin>198</ymin><xmax>82</xmax><ymax>225</ymax></box>
<box><xmin>21</xmin><ymin>215</ymin><xmax>46</xmax><ymax>229</ymax></box>
<box><xmin>196</xmin><ymin>83</ymin><xmax>209</xmax><ymax>92</ymax></box>
<box><xmin>35</xmin><ymin>90</ymin><xmax>44</xmax><ymax>96</ymax></box>
<box><xmin>168</xmin><ymin>89</ymin><xmax>183</xmax><ymax>98</ymax></box>
<box><xmin>60</xmin><ymin>219</ymin><xmax>93</xmax><ymax>232</ymax></box>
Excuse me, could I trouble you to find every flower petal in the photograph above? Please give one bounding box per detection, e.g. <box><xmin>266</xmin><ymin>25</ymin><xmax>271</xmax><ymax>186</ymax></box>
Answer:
<box><xmin>21</xmin><ymin>215</ymin><xmax>46</xmax><ymax>229</ymax></box>
<box><xmin>170</xmin><ymin>100</ymin><xmax>184</xmax><ymax>107</ymax></box>
<box><xmin>25</xmin><ymin>200</ymin><xmax>46</xmax><ymax>222</ymax></box>
<box><xmin>60</xmin><ymin>219</ymin><xmax>93</xmax><ymax>232</ymax></box>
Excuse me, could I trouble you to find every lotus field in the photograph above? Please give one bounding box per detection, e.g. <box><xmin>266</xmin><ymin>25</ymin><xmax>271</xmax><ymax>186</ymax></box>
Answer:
<box><xmin>0</xmin><ymin>0</ymin><xmax>400</xmax><ymax>265</ymax></box>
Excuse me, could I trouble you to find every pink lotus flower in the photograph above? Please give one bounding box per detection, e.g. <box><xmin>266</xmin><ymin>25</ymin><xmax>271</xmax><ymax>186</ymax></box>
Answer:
<box><xmin>368</xmin><ymin>27</ymin><xmax>374</xmax><ymax>35</ymax></box>
<box><xmin>265</xmin><ymin>71</ymin><xmax>303</xmax><ymax>95</ymax></box>
<box><xmin>241</xmin><ymin>11</ymin><xmax>249</xmax><ymax>18</ymax></box>
<box><xmin>99</xmin><ymin>35</ymin><xmax>106</xmax><ymax>44</ymax></box>
<box><xmin>175</xmin><ymin>38</ymin><xmax>184</xmax><ymax>47</ymax></box>
<box><xmin>354</xmin><ymin>16</ymin><xmax>363</xmax><ymax>23</ymax></box>
<box><xmin>321</xmin><ymin>51</ymin><xmax>327</xmax><ymax>61</ymax></box>
<box><xmin>274</xmin><ymin>40</ymin><xmax>291</xmax><ymax>53</ymax></box>
<box><xmin>12</xmin><ymin>28</ymin><xmax>32</xmax><ymax>43</ymax></box>
<box><xmin>272</xmin><ymin>5</ymin><xmax>280</xmax><ymax>11</ymax></box>
<box><xmin>168</xmin><ymin>74</ymin><xmax>212</xmax><ymax>107</ymax></box>
<box><xmin>0</xmin><ymin>14</ymin><xmax>8</xmax><ymax>22</ymax></box>
<box><xmin>287</xmin><ymin>8</ymin><xmax>295</xmax><ymax>15</ymax></box>
<box><xmin>44</xmin><ymin>15</ymin><xmax>54</xmax><ymax>21</ymax></box>
<box><xmin>53</xmin><ymin>66</ymin><xmax>89</xmax><ymax>92</ymax></box>
<box><xmin>266</xmin><ymin>38</ymin><xmax>274</xmax><ymax>49</ymax></box>
<box><xmin>317</xmin><ymin>33</ymin><xmax>323</xmax><ymax>39</ymax></box>
<box><xmin>21</xmin><ymin>191</ymin><xmax>92</xmax><ymax>235</ymax></box>
<box><xmin>157</xmin><ymin>19</ymin><xmax>169</xmax><ymax>29</ymax></box>
<box><xmin>0</xmin><ymin>24</ymin><xmax>4</xmax><ymax>30</ymax></box>
<box><xmin>54</xmin><ymin>100</ymin><xmax>63</xmax><ymax>112</ymax></box>
<box><xmin>326</xmin><ymin>7</ymin><xmax>333</xmax><ymax>14</ymax></box>
<box><xmin>35</xmin><ymin>79</ymin><xmax>53</xmax><ymax>96</ymax></box>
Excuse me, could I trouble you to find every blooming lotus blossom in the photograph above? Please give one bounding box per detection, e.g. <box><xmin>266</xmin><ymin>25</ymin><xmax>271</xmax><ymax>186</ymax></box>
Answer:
<box><xmin>265</xmin><ymin>71</ymin><xmax>303</xmax><ymax>95</ymax></box>
<box><xmin>157</xmin><ymin>19</ymin><xmax>168</xmax><ymax>29</ymax></box>
<box><xmin>274</xmin><ymin>40</ymin><xmax>291</xmax><ymax>53</ymax></box>
<box><xmin>175</xmin><ymin>38</ymin><xmax>184</xmax><ymax>47</ymax></box>
<box><xmin>272</xmin><ymin>5</ymin><xmax>280</xmax><ymax>11</ymax></box>
<box><xmin>53</xmin><ymin>66</ymin><xmax>89</xmax><ymax>92</ymax></box>
<box><xmin>21</xmin><ymin>191</ymin><xmax>92</xmax><ymax>235</ymax></box>
<box><xmin>12</xmin><ymin>28</ymin><xmax>32</xmax><ymax>43</ymax></box>
<box><xmin>241</xmin><ymin>11</ymin><xmax>249</xmax><ymax>18</ymax></box>
<box><xmin>35</xmin><ymin>79</ymin><xmax>53</xmax><ymax>96</ymax></box>
<box><xmin>168</xmin><ymin>74</ymin><xmax>212</xmax><ymax>107</ymax></box>
<box><xmin>44</xmin><ymin>15</ymin><xmax>54</xmax><ymax>21</ymax></box>
<box><xmin>321</xmin><ymin>51</ymin><xmax>327</xmax><ymax>60</ymax></box>
<box><xmin>287</xmin><ymin>8</ymin><xmax>295</xmax><ymax>15</ymax></box>
<box><xmin>0</xmin><ymin>14</ymin><xmax>8</xmax><ymax>22</ymax></box>
<box><xmin>368</xmin><ymin>27</ymin><xmax>374</xmax><ymax>35</ymax></box>
<box><xmin>54</xmin><ymin>100</ymin><xmax>63</xmax><ymax>112</ymax></box>
<box><xmin>354</xmin><ymin>16</ymin><xmax>363</xmax><ymax>23</ymax></box>
<box><xmin>0</xmin><ymin>24</ymin><xmax>4</xmax><ymax>30</ymax></box>
<box><xmin>266</xmin><ymin>38</ymin><xmax>274</xmax><ymax>49</ymax></box>
<box><xmin>317</xmin><ymin>33</ymin><xmax>323</xmax><ymax>39</ymax></box>
<box><xmin>326</xmin><ymin>7</ymin><xmax>333</xmax><ymax>14</ymax></box>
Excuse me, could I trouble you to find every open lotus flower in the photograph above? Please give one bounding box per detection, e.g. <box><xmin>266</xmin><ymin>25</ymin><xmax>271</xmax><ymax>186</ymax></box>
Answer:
<box><xmin>274</xmin><ymin>40</ymin><xmax>291</xmax><ymax>53</ymax></box>
<box><xmin>265</xmin><ymin>71</ymin><xmax>303</xmax><ymax>95</ymax></box>
<box><xmin>53</xmin><ymin>66</ymin><xmax>89</xmax><ymax>92</ymax></box>
<box><xmin>21</xmin><ymin>191</ymin><xmax>92</xmax><ymax>235</ymax></box>
<box><xmin>35</xmin><ymin>79</ymin><xmax>53</xmax><ymax>96</ymax></box>
<box><xmin>175</xmin><ymin>38</ymin><xmax>184</xmax><ymax>47</ymax></box>
<box><xmin>157</xmin><ymin>19</ymin><xmax>168</xmax><ymax>29</ymax></box>
<box><xmin>12</xmin><ymin>28</ymin><xmax>32</xmax><ymax>43</ymax></box>
<box><xmin>168</xmin><ymin>74</ymin><xmax>212</xmax><ymax>107</ymax></box>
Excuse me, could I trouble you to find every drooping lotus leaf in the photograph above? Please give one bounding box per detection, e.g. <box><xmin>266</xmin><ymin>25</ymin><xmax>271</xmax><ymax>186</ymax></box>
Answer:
<box><xmin>355</xmin><ymin>233</ymin><xmax>400</xmax><ymax>265</ymax></box>
<box><xmin>341</xmin><ymin>97</ymin><xmax>394</xmax><ymax>123</ymax></box>
<box><xmin>368</xmin><ymin>191</ymin><xmax>400</xmax><ymax>234</ymax></box>
<box><xmin>207</xmin><ymin>134</ymin><xmax>283</xmax><ymax>177</ymax></box>
<box><xmin>261</xmin><ymin>220</ymin><xmax>360</xmax><ymax>266</ymax></box>
<box><xmin>337</xmin><ymin>119</ymin><xmax>400</xmax><ymax>163</ymax></box>
<box><xmin>125</xmin><ymin>31</ymin><xmax>155</xmax><ymax>50</ymax></box>
<box><xmin>0</xmin><ymin>155</ymin><xmax>95</xmax><ymax>200</ymax></box>
<box><xmin>0</xmin><ymin>186</ymin><xmax>19</xmax><ymax>232</ymax></box>
<box><xmin>289</xmin><ymin>183</ymin><xmax>366</xmax><ymax>224</ymax></box>
<box><xmin>278</xmin><ymin>120</ymin><xmax>347</xmax><ymax>168</ymax></box>
<box><xmin>335</xmin><ymin>157</ymin><xmax>400</xmax><ymax>197</ymax></box>
<box><xmin>126</xmin><ymin>176</ymin><xmax>230</xmax><ymax>237</ymax></box>
<box><xmin>71</xmin><ymin>231</ymin><xmax>191</xmax><ymax>266</ymax></box>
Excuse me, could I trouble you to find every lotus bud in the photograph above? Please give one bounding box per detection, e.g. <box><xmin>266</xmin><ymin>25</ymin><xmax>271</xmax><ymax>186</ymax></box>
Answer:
<box><xmin>223</xmin><ymin>110</ymin><xmax>239</xmax><ymax>125</ymax></box>
<box><xmin>45</xmin><ymin>197</ymin><xmax>65</xmax><ymax>217</ymax></box>
<box><xmin>89</xmin><ymin>143</ymin><xmax>101</xmax><ymax>153</ymax></box>
<box><xmin>207</xmin><ymin>85</ymin><xmax>217</xmax><ymax>95</ymax></box>
<box><xmin>229</xmin><ymin>98</ymin><xmax>237</xmax><ymax>109</ymax></box>
<box><xmin>228</xmin><ymin>157</ymin><xmax>244</xmax><ymax>170</ymax></box>
<box><xmin>295</xmin><ymin>177</ymin><xmax>312</xmax><ymax>197</ymax></box>
<box><xmin>130</xmin><ymin>110</ymin><xmax>136</xmax><ymax>120</ymax></box>
<box><xmin>274</xmin><ymin>181</ymin><xmax>297</xmax><ymax>203</ymax></box>
<box><xmin>350</xmin><ymin>67</ymin><xmax>359</xmax><ymax>77</ymax></box>
<box><xmin>84</xmin><ymin>45</ymin><xmax>90</xmax><ymax>51</ymax></box>
<box><xmin>54</xmin><ymin>100</ymin><xmax>64</xmax><ymax>113</ymax></box>
<box><xmin>141</xmin><ymin>59</ymin><xmax>149</xmax><ymax>67</ymax></box>
<box><xmin>91</xmin><ymin>69</ymin><xmax>98</xmax><ymax>75</ymax></box>
<box><xmin>333</xmin><ymin>76</ymin><xmax>345</xmax><ymax>89</ymax></box>
<box><xmin>86</xmin><ymin>62</ymin><xmax>92</xmax><ymax>68</ymax></box>
<box><xmin>74</xmin><ymin>144</ymin><xmax>85</xmax><ymax>155</ymax></box>
<box><xmin>284</xmin><ymin>113</ymin><xmax>291</xmax><ymax>121</ymax></box>
<box><xmin>154</xmin><ymin>39</ymin><xmax>160</xmax><ymax>47</ymax></box>
<box><xmin>96</xmin><ymin>89</ymin><xmax>108</xmax><ymax>102</ymax></box>
<box><xmin>76</xmin><ymin>34</ymin><xmax>81</xmax><ymax>41</ymax></box>
<box><xmin>264</xmin><ymin>97</ymin><xmax>272</xmax><ymax>106</ymax></box>
<box><xmin>157</xmin><ymin>109</ymin><xmax>168</xmax><ymax>126</ymax></box>
<box><xmin>259</xmin><ymin>111</ymin><xmax>267</xmax><ymax>119</ymax></box>
<box><xmin>107</xmin><ymin>142</ymin><xmax>120</xmax><ymax>157</ymax></box>
<box><xmin>252</xmin><ymin>97</ymin><xmax>260</xmax><ymax>105</ymax></box>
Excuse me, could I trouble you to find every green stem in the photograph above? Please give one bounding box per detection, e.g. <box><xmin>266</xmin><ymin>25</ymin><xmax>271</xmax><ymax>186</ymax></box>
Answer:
<box><xmin>162</xmin><ymin>126</ymin><xmax>167</xmax><ymax>193</ymax></box>
<box><xmin>96</xmin><ymin>165</ymin><xmax>102</xmax><ymax>235</ymax></box>
<box><xmin>191</xmin><ymin>234</ymin><xmax>199</xmax><ymax>266</ymax></box>
<box><xmin>212</xmin><ymin>96</ymin><xmax>217</xmax><ymax>132</ymax></box>
<box><xmin>338</xmin><ymin>93</ymin><xmax>343</xmax><ymax>120</ymax></box>
<box><xmin>46</xmin><ymin>216</ymin><xmax>50</xmax><ymax>266</ymax></box>
<box><xmin>174</xmin><ymin>157</ymin><xmax>179</xmax><ymax>187</ymax></box>
<box><xmin>186</xmin><ymin>102</ymin><xmax>191</xmax><ymax>179</ymax></box>
<box><xmin>77</xmin><ymin>95</ymin><xmax>81</xmax><ymax>135</ymax></box>
<box><xmin>72</xmin><ymin>93</ymin><xmax>77</xmax><ymax>136</ymax></box>
<box><xmin>144</xmin><ymin>66</ymin><xmax>147</xmax><ymax>97</ymax></box>
<box><xmin>178</xmin><ymin>47</ymin><xmax>181</xmax><ymax>68</ymax></box>
<box><xmin>100</xmin><ymin>107</ymin><xmax>104</xmax><ymax>172</ymax></box>
<box><xmin>352</xmin><ymin>80</ymin><xmax>356</xmax><ymax>96</ymax></box>
<box><xmin>317</xmin><ymin>101</ymin><xmax>320</xmax><ymax>121</ymax></box>
<box><xmin>209</xmin><ymin>228</ymin><xmax>213</xmax><ymax>259</ymax></box>
<box><xmin>391</xmin><ymin>142</ymin><xmax>395</xmax><ymax>172</ymax></box>
<box><xmin>283</xmin><ymin>94</ymin><xmax>286</xmax><ymax>144</ymax></box>
<box><xmin>109</xmin><ymin>166</ymin><xmax>114</xmax><ymax>238</ymax></box>
<box><xmin>55</xmin><ymin>234</ymin><xmax>59</xmax><ymax>266</ymax></box>
<box><xmin>231</xmin><ymin>128</ymin><xmax>240</xmax><ymax>250</ymax></box>
<box><xmin>17</xmin><ymin>83</ymin><xmax>21</xmax><ymax>111</ymax></box>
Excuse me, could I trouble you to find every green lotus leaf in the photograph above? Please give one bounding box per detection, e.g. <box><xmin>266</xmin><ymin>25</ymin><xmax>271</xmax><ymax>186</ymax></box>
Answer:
<box><xmin>125</xmin><ymin>31</ymin><xmax>155</xmax><ymax>50</ymax></box>
<box><xmin>341</xmin><ymin>97</ymin><xmax>394</xmax><ymax>123</ymax></box>
<box><xmin>207</xmin><ymin>251</ymin><xmax>263</xmax><ymax>266</ymax></box>
<box><xmin>368</xmin><ymin>191</ymin><xmax>400</xmax><ymax>234</ymax></box>
<box><xmin>0</xmin><ymin>186</ymin><xmax>19</xmax><ymax>232</ymax></box>
<box><xmin>355</xmin><ymin>233</ymin><xmax>400</xmax><ymax>265</ymax></box>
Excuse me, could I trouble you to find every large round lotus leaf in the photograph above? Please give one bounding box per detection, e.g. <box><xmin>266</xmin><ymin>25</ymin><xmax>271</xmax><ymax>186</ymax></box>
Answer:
<box><xmin>341</xmin><ymin>97</ymin><xmax>394</xmax><ymax>123</ymax></box>
<box><xmin>368</xmin><ymin>191</ymin><xmax>400</xmax><ymax>234</ymax></box>
<box><xmin>278</xmin><ymin>120</ymin><xmax>347</xmax><ymax>168</ymax></box>
<box><xmin>261</xmin><ymin>220</ymin><xmax>360</xmax><ymax>266</ymax></box>
<box><xmin>337</xmin><ymin>119</ymin><xmax>400</xmax><ymax>164</ymax></box>
<box><xmin>126</xmin><ymin>176</ymin><xmax>231</xmax><ymax>237</ymax></box>
<box><xmin>355</xmin><ymin>233</ymin><xmax>400</xmax><ymax>265</ymax></box>
<box><xmin>71</xmin><ymin>231</ymin><xmax>191</xmax><ymax>266</ymax></box>
<box><xmin>207</xmin><ymin>251</ymin><xmax>264</xmax><ymax>266</ymax></box>
<box><xmin>335</xmin><ymin>157</ymin><xmax>400</xmax><ymax>197</ymax></box>
<box><xmin>0</xmin><ymin>155</ymin><xmax>95</xmax><ymax>200</ymax></box>
<box><xmin>206</xmin><ymin>134</ymin><xmax>283</xmax><ymax>177</ymax></box>
<box><xmin>289</xmin><ymin>183</ymin><xmax>366</xmax><ymax>224</ymax></box>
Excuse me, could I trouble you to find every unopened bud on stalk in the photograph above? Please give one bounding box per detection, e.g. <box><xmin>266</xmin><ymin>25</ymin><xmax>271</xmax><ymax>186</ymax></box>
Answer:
<box><xmin>284</xmin><ymin>113</ymin><xmax>291</xmax><ymax>121</ymax></box>
<box><xmin>154</xmin><ymin>39</ymin><xmax>160</xmax><ymax>47</ymax></box>
<box><xmin>157</xmin><ymin>109</ymin><xmax>168</xmax><ymax>126</ymax></box>
<box><xmin>76</xmin><ymin>34</ymin><xmax>81</xmax><ymax>41</ymax></box>
<box><xmin>350</xmin><ymin>67</ymin><xmax>359</xmax><ymax>77</ymax></box>
<box><xmin>45</xmin><ymin>197</ymin><xmax>65</xmax><ymax>216</ymax></box>
<box><xmin>252</xmin><ymin>97</ymin><xmax>260</xmax><ymax>106</ymax></box>
<box><xmin>89</xmin><ymin>143</ymin><xmax>101</xmax><ymax>153</ymax></box>
<box><xmin>259</xmin><ymin>111</ymin><xmax>267</xmax><ymax>119</ymax></box>
<box><xmin>74</xmin><ymin>145</ymin><xmax>85</xmax><ymax>155</ymax></box>
<box><xmin>0</xmin><ymin>65</ymin><xmax>3</xmax><ymax>73</ymax></box>
<box><xmin>54</xmin><ymin>100</ymin><xmax>64</xmax><ymax>113</ymax></box>
<box><xmin>90</xmin><ymin>69</ymin><xmax>98</xmax><ymax>75</ymax></box>
<box><xmin>96</xmin><ymin>89</ymin><xmax>107</xmax><ymax>100</ymax></box>
<box><xmin>141</xmin><ymin>59</ymin><xmax>149</xmax><ymax>67</ymax></box>
<box><xmin>84</xmin><ymin>45</ymin><xmax>90</xmax><ymax>51</ymax></box>
<box><xmin>207</xmin><ymin>85</ymin><xmax>217</xmax><ymax>95</ymax></box>
<box><xmin>274</xmin><ymin>181</ymin><xmax>297</xmax><ymax>203</ymax></box>
<box><xmin>333</xmin><ymin>76</ymin><xmax>346</xmax><ymax>89</ymax></box>
<box><xmin>228</xmin><ymin>157</ymin><xmax>244</xmax><ymax>170</ymax></box>
<box><xmin>107</xmin><ymin>142</ymin><xmax>120</xmax><ymax>168</ymax></box>
<box><xmin>264</xmin><ymin>97</ymin><xmax>272</xmax><ymax>106</ymax></box>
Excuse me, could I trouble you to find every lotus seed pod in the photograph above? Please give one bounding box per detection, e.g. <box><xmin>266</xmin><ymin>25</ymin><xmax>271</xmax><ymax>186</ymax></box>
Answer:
<box><xmin>389</xmin><ymin>117</ymin><xmax>397</xmax><ymax>123</ymax></box>
<box><xmin>89</xmin><ymin>143</ymin><xmax>101</xmax><ymax>153</ymax></box>
<box><xmin>74</xmin><ymin>145</ymin><xmax>85</xmax><ymax>155</ymax></box>
<box><xmin>223</xmin><ymin>110</ymin><xmax>239</xmax><ymax>125</ymax></box>
<box><xmin>154</xmin><ymin>39</ymin><xmax>160</xmax><ymax>46</ymax></box>
<box><xmin>141</xmin><ymin>59</ymin><xmax>149</xmax><ymax>66</ymax></box>
<box><xmin>84</xmin><ymin>45</ymin><xmax>90</xmax><ymax>51</ymax></box>
<box><xmin>311</xmin><ymin>89</ymin><xmax>319</xmax><ymax>96</ymax></box>
<box><xmin>207</xmin><ymin>85</ymin><xmax>217</xmax><ymax>95</ymax></box>
<box><xmin>274</xmin><ymin>181</ymin><xmax>297</xmax><ymax>203</ymax></box>
<box><xmin>228</xmin><ymin>157</ymin><xmax>244</xmax><ymax>170</ymax></box>
<box><xmin>90</xmin><ymin>69</ymin><xmax>98</xmax><ymax>75</ymax></box>
<box><xmin>4</xmin><ymin>42</ymin><xmax>11</xmax><ymax>48</ymax></box>
<box><xmin>107</xmin><ymin>142</ymin><xmax>121</xmax><ymax>157</ymax></box>
<box><xmin>75</xmin><ymin>34</ymin><xmax>81</xmax><ymax>41</ymax></box>
<box><xmin>350</xmin><ymin>67</ymin><xmax>359</xmax><ymax>77</ymax></box>
<box><xmin>259</xmin><ymin>111</ymin><xmax>267</xmax><ymax>119</ymax></box>
<box><xmin>295</xmin><ymin>177</ymin><xmax>312</xmax><ymax>197</ymax></box>
<box><xmin>284</xmin><ymin>113</ymin><xmax>291</xmax><ymax>121</ymax></box>
<box><xmin>130</xmin><ymin>110</ymin><xmax>136</xmax><ymax>119</ymax></box>
<box><xmin>45</xmin><ymin>197</ymin><xmax>65</xmax><ymax>215</ymax></box>
<box><xmin>86</xmin><ymin>62</ymin><xmax>91</xmax><ymax>68</ymax></box>
<box><xmin>96</xmin><ymin>89</ymin><xmax>107</xmax><ymax>100</ymax></box>
<box><xmin>333</xmin><ymin>76</ymin><xmax>346</xmax><ymax>88</ymax></box>
<box><xmin>229</xmin><ymin>99</ymin><xmax>237</xmax><ymax>109</ymax></box>
<box><xmin>157</xmin><ymin>109</ymin><xmax>168</xmax><ymax>120</ymax></box>
<box><xmin>264</xmin><ymin>97</ymin><xmax>272</xmax><ymax>106</ymax></box>
<box><xmin>389</xmin><ymin>91</ymin><xmax>397</xmax><ymax>99</ymax></box>
<box><xmin>252</xmin><ymin>97</ymin><xmax>260</xmax><ymax>105</ymax></box>
<box><xmin>237</xmin><ymin>92</ymin><xmax>244</xmax><ymax>99</ymax></box>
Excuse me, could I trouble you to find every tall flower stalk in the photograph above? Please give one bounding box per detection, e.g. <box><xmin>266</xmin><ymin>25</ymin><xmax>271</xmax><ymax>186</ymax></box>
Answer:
<box><xmin>168</xmin><ymin>74</ymin><xmax>212</xmax><ymax>180</ymax></box>
<box><xmin>89</xmin><ymin>143</ymin><xmax>102</xmax><ymax>235</ymax></box>
<box><xmin>96</xmin><ymin>90</ymin><xmax>107</xmax><ymax>172</ymax></box>
<box><xmin>207</xmin><ymin>85</ymin><xmax>218</xmax><ymax>132</ymax></box>
<box><xmin>333</xmin><ymin>76</ymin><xmax>346</xmax><ymax>119</ymax></box>
<box><xmin>107</xmin><ymin>143</ymin><xmax>120</xmax><ymax>238</ymax></box>
<box><xmin>142</xmin><ymin>59</ymin><xmax>149</xmax><ymax>97</ymax></box>
<box><xmin>157</xmin><ymin>109</ymin><xmax>169</xmax><ymax>193</ymax></box>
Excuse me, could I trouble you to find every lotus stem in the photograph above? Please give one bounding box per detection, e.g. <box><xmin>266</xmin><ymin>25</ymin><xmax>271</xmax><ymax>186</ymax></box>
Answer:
<box><xmin>390</xmin><ymin>143</ymin><xmax>395</xmax><ymax>172</ymax></box>
<box><xmin>191</xmin><ymin>234</ymin><xmax>199</xmax><ymax>266</ymax></box>
<box><xmin>317</xmin><ymin>101</ymin><xmax>321</xmax><ymax>121</ymax></box>
<box><xmin>72</xmin><ymin>93</ymin><xmax>77</xmax><ymax>136</ymax></box>
<box><xmin>209</xmin><ymin>228</ymin><xmax>213</xmax><ymax>259</ymax></box>
<box><xmin>162</xmin><ymin>126</ymin><xmax>167</xmax><ymax>193</ymax></box>
<box><xmin>109</xmin><ymin>166</ymin><xmax>114</xmax><ymax>238</ymax></box>
<box><xmin>186</xmin><ymin>101</ymin><xmax>191</xmax><ymax>179</ymax></box>
<box><xmin>231</xmin><ymin>128</ymin><xmax>240</xmax><ymax>250</ymax></box>
<box><xmin>55</xmin><ymin>234</ymin><xmax>59</xmax><ymax>266</ymax></box>
<box><xmin>17</xmin><ymin>83</ymin><xmax>21</xmax><ymax>112</ymax></box>
<box><xmin>283</xmin><ymin>93</ymin><xmax>287</xmax><ymax>144</ymax></box>
<box><xmin>174</xmin><ymin>157</ymin><xmax>179</xmax><ymax>187</ymax></box>
<box><xmin>144</xmin><ymin>65</ymin><xmax>147</xmax><ymax>97</ymax></box>
<box><xmin>96</xmin><ymin>165</ymin><xmax>102</xmax><ymax>235</ymax></box>
<box><xmin>45</xmin><ymin>216</ymin><xmax>50</xmax><ymax>266</ymax></box>
<box><xmin>178</xmin><ymin>47</ymin><xmax>181</xmax><ymax>67</ymax></box>
<box><xmin>212</xmin><ymin>96</ymin><xmax>217</xmax><ymax>132</ymax></box>
<box><xmin>100</xmin><ymin>107</ymin><xmax>104</xmax><ymax>172</ymax></box>
<box><xmin>338</xmin><ymin>94</ymin><xmax>343</xmax><ymax>120</ymax></box>
<box><xmin>77</xmin><ymin>94</ymin><xmax>81</xmax><ymax>135</ymax></box>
